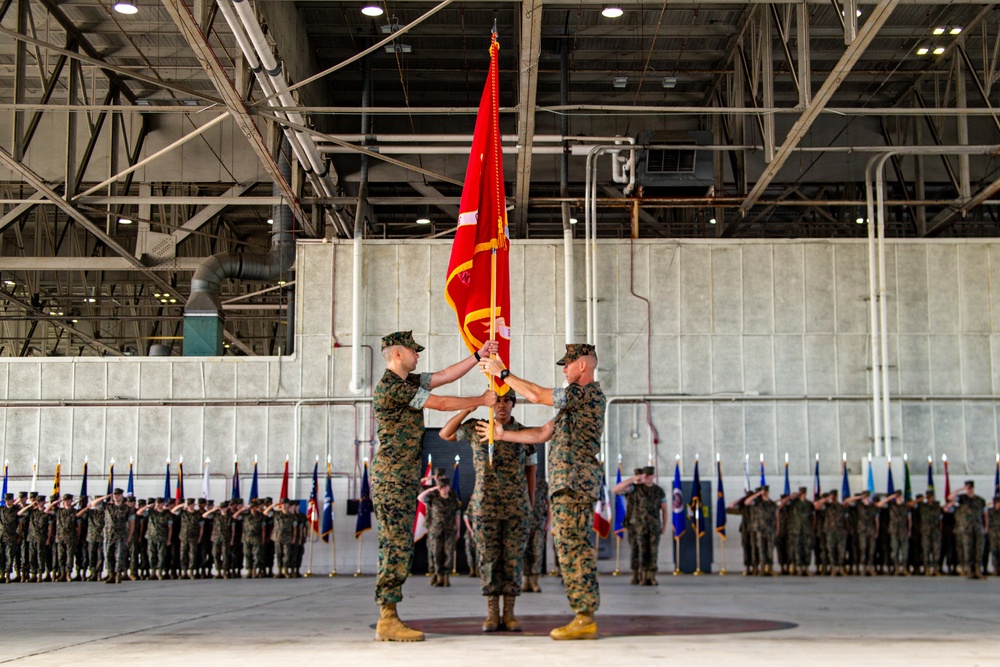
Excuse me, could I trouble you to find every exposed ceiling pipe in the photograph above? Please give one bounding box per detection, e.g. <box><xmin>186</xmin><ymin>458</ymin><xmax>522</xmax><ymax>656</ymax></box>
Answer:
<box><xmin>185</xmin><ymin>139</ymin><xmax>295</xmax><ymax>336</ymax></box>
<box><xmin>349</xmin><ymin>53</ymin><xmax>372</xmax><ymax>396</ymax></box>
<box><xmin>220</xmin><ymin>0</ymin><xmax>351</xmax><ymax>238</ymax></box>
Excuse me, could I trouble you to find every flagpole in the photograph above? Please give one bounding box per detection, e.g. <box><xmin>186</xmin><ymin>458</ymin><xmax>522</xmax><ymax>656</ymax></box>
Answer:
<box><xmin>306</xmin><ymin>531</ymin><xmax>315</xmax><ymax>577</ymax></box>
<box><xmin>673</xmin><ymin>537</ymin><xmax>680</xmax><ymax>576</ymax></box>
<box><xmin>719</xmin><ymin>536</ymin><xmax>728</xmax><ymax>576</ymax></box>
<box><xmin>694</xmin><ymin>501</ymin><xmax>702</xmax><ymax>575</ymax></box>
<box><xmin>485</xmin><ymin>30</ymin><xmax>502</xmax><ymax>468</ymax></box>
<box><xmin>355</xmin><ymin>538</ymin><xmax>363</xmax><ymax>577</ymax></box>
<box><xmin>613</xmin><ymin>537</ymin><xmax>621</xmax><ymax>576</ymax></box>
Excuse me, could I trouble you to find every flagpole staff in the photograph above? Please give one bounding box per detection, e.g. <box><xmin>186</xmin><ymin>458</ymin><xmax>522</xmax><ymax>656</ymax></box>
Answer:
<box><xmin>329</xmin><ymin>530</ymin><xmax>338</xmax><ymax>577</ymax></box>
<box><xmin>719</xmin><ymin>536</ymin><xmax>728</xmax><ymax>576</ymax></box>
<box><xmin>613</xmin><ymin>537</ymin><xmax>621</xmax><ymax>576</ymax></box>
<box><xmin>673</xmin><ymin>537</ymin><xmax>680</xmax><ymax>576</ymax></box>
<box><xmin>355</xmin><ymin>538</ymin><xmax>363</xmax><ymax>577</ymax></box>
<box><xmin>694</xmin><ymin>500</ymin><xmax>702</xmax><ymax>576</ymax></box>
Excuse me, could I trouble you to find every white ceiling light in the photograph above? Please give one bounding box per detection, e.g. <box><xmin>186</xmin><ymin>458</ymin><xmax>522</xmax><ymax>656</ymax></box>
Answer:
<box><xmin>266</xmin><ymin>218</ymin><xmax>274</xmax><ymax>225</ymax></box>
<box><xmin>856</xmin><ymin>217</ymin><xmax>866</xmax><ymax>224</ymax></box>
<box><xmin>602</xmin><ymin>6</ymin><xmax>623</xmax><ymax>18</ymax></box>
<box><xmin>709</xmin><ymin>218</ymin><xmax>717</xmax><ymax>225</ymax></box>
<box><xmin>613</xmin><ymin>76</ymin><xmax>628</xmax><ymax>88</ymax></box>
<box><xmin>113</xmin><ymin>2</ymin><xmax>138</xmax><ymax>15</ymax></box>
<box><xmin>118</xmin><ymin>217</ymin><xmax>132</xmax><ymax>225</ymax></box>
<box><xmin>933</xmin><ymin>47</ymin><xmax>945</xmax><ymax>55</ymax></box>
<box><xmin>569</xmin><ymin>217</ymin><xmax>578</xmax><ymax>225</ymax></box>
<box><xmin>416</xmin><ymin>217</ymin><xmax>431</xmax><ymax>225</ymax></box>
<box><xmin>916</xmin><ymin>47</ymin><xmax>929</xmax><ymax>56</ymax></box>
<box><xmin>932</xmin><ymin>27</ymin><xmax>945</xmax><ymax>35</ymax></box>
<box><xmin>361</xmin><ymin>4</ymin><xmax>383</xmax><ymax>17</ymax></box>
<box><xmin>662</xmin><ymin>75</ymin><xmax>678</xmax><ymax>89</ymax></box>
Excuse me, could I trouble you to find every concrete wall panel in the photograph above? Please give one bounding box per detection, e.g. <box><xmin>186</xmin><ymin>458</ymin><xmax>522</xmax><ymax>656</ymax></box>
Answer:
<box><xmin>680</xmin><ymin>245</ymin><xmax>711</xmax><ymax>333</ymax></box>
<box><xmin>742</xmin><ymin>244</ymin><xmax>773</xmax><ymax>334</ymax></box>
<box><xmin>108</xmin><ymin>362</ymin><xmax>140</xmax><ymax>399</ymax></box>
<box><xmin>895</xmin><ymin>244</ymin><xmax>928</xmax><ymax>333</ymax></box>
<box><xmin>773</xmin><ymin>244</ymin><xmax>804</xmax><ymax>333</ymax></box>
<box><xmin>9</xmin><ymin>362</ymin><xmax>40</xmax><ymax>400</ymax></box>
<box><xmin>140</xmin><ymin>362</ymin><xmax>172</xmax><ymax>399</ymax></box>
<box><xmin>804</xmin><ymin>243</ymin><xmax>836</xmax><ymax>333</ymax></box>
<box><xmin>711</xmin><ymin>246</ymin><xmax>742</xmax><ymax>334</ymax></box>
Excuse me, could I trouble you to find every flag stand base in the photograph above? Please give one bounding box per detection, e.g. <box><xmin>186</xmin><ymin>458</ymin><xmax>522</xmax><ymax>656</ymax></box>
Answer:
<box><xmin>719</xmin><ymin>568</ymin><xmax>728</xmax><ymax>576</ymax></box>
<box><xmin>329</xmin><ymin>569</ymin><xmax>338</xmax><ymax>577</ymax></box>
<box><xmin>611</xmin><ymin>568</ymin><xmax>620</xmax><ymax>576</ymax></box>
<box><xmin>304</xmin><ymin>571</ymin><xmax>313</xmax><ymax>577</ymax></box>
<box><xmin>672</xmin><ymin>568</ymin><xmax>681</xmax><ymax>576</ymax></box>
<box><xmin>694</xmin><ymin>569</ymin><xmax>702</xmax><ymax>576</ymax></box>
<box><xmin>353</xmin><ymin>571</ymin><xmax>363</xmax><ymax>577</ymax></box>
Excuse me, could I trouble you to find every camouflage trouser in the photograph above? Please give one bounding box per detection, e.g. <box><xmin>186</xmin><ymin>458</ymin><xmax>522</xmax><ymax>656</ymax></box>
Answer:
<box><xmin>473</xmin><ymin>514</ymin><xmax>528</xmax><ymax>596</ymax></box>
<box><xmin>826</xmin><ymin>531</ymin><xmax>846</xmax><ymax>567</ymax></box>
<box><xmin>428</xmin><ymin>527</ymin><xmax>457</xmax><ymax>576</ymax></box>
<box><xmin>523</xmin><ymin>524</ymin><xmax>544</xmax><ymax>575</ymax></box>
<box><xmin>372</xmin><ymin>479</ymin><xmax>419</xmax><ymax>606</ymax></box>
<box><xmin>788</xmin><ymin>528</ymin><xmax>811</xmax><ymax>568</ymax></box>
<box><xmin>633</xmin><ymin>524</ymin><xmax>661</xmax><ymax>571</ymax></box>
<box><xmin>54</xmin><ymin>539</ymin><xmax>76</xmax><ymax>574</ymax></box>
<box><xmin>464</xmin><ymin>526</ymin><xmax>478</xmax><ymax>573</ymax></box>
<box><xmin>857</xmin><ymin>530</ymin><xmax>877</xmax><ymax>567</ymax></box>
<box><xmin>755</xmin><ymin>530</ymin><xmax>775</xmax><ymax>568</ymax></box>
<box><xmin>1</xmin><ymin>538</ymin><xmax>20</xmax><ymax>576</ymax></box>
<box><xmin>275</xmin><ymin>541</ymin><xmax>293</xmax><ymax>569</ymax></box>
<box><xmin>889</xmin><ymin>531</ymin><xmax>909</xmax><ymax>568</ymax></box>
<box><xmin>961</xmin><ymin>525</ymin><xmax>984</xmax><ymax>573</ymax></box>
<box><xmin>180</xmin><ymin>538</ymin><xmax>200</xmax><ymax>571</ymax></box>
<box><xmin>921</xmin><ymin>530</ymin><xmax>941</xmax><ymax>569</ymax></box>
<box><xmin>551</xmin><ymin>490</ymin><xmax>600</xmax><ymax>615</ymax></box>
<box><xmin>104</xmin><ymin>536</ymin><xmax>129</xmax><ymax>574</ymax></box>
<box><xmin>988</xmin><ymin>534</ymin><xmax>1000</xmax><ymax>574</ymax></box>
<box><xmin>128</xmin><ymin>539</ymin><xmax>139</xmax><ymax>572</ymax></box>
<box><xmin>264</xmin><ymin>540</ymin><xmax>274</xmax><ymax>572</ymax></box>
<box><xmin>148</xmin><ymin>539</ymin><xmax>170</xmax><ymax>570</ymax></box>
<box><xmin>740</xmin><ymin>526</ymin><xmax>753</xmax><ymax>567</ymax></box>
<box><xmin>814</xmin><ymin>532</ymin><xmax>827</xmax><ymax>570</ymax></box>
<box><xmin>243</xmin><ymin>540</ymin><xmax>262</xmax><ymax>572</ymax></box>
<box><xmin>26</xmin><ymin>539</ymin><xmax>44</xmax><ymax>574</ymax></box>
<box><xmin>231</xmin><ymin>541</ymin><xmax>244</xmax><ymax>574</ymax></box>
<box><xmin>87</xmin><ymin>539</ymin><xmax>104</xmax><ymax>574</ymax></box>
<box><xmin>627</xmin><ymin>529</ymin><xmax>639</xmax><ymax>572</ymax></box>
<box><xmin>213</xmin><ymin>539</ymin><xmax>231</xmax><ymax>574</ymax></box>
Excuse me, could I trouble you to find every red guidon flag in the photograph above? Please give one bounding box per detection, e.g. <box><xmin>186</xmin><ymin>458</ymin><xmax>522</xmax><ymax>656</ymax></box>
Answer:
<box><xmin>445</xmin><ymin>32</ymin><xmax>511</xmax><ymax>394</ymax></box>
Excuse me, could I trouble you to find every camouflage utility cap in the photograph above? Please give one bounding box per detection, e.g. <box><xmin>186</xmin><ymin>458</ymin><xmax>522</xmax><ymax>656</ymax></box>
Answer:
<box><xmin>642</xmin><ymin>466</ymin><xmax>655</xmax><ymax>475</ymax></box>
<box><xmin>381</xmin><ymin>330</ymin><xmax>425</xmax><ymax>352</ymax></box>
<box><xmin>556</xmin><ymin>343</ymin><xmax>597</xmax><ymax>365</ymax></box>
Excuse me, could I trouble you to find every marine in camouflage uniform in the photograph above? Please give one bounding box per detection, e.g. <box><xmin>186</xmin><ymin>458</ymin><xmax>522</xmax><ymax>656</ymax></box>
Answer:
<box><xmin>78</xmin><ymin>499</ymin><xmax>105</xmax><ymax>580</ymax></box>
<box><xmin>419</xmin><ymin>475</ymin><xmax>460</xmax><ymax>585</ymax></box>
<box><xmin>50</xmin><ymin>494</ymin><xmax>79</xmax><ymax>581</ymax></box>
<box><xmin>266</xmin><ymin>499</ymin><xmax>297</xmax><ymax>578</ymax></box>
<box><xmin>779</xmin><ymin>487</ymin><xmax>814</xmax><ymax>576</ymax></box>
<box><xmin>877</xmin><ymin>491</ymin><xmax>911</xmax><ymax>575</ymax></box>
<box><xmin>523</xmin><ymin>478</ymin><xmax>549</xmax><ymax>590</ymax></box>
<box><xmin>947</xmin><ymin>481</ymin><xmax>987</xmax><ymax>579</ymax></box>
<box><xmin>726</xmin><ymin>491</ymin><xmax>756</xmax><ymax>575</ymax></box>
<box><xmin>845</xmin><ymin>491</ymin><xmax>878</xmax><ymax>576</ymax></box>
<box><xmin>205</xmin><ymin>501</ymin><xmax>232</xmax><ymax>578</ymax></box>
<box><xmin>614</xmin><ymin>466</ymin><xmax>666</xmax><ymax>585</ymax></box>
<box><xmin>988</xmin><ymin>495</ymin><xmax>1000</xmax><ymax>576</ymax></box>
<box><xmin>1</xmin><ymin>493</ymin><xmax>22</xmax><ymax>582</ymax></box>
<box><xmin>480</xmin><ymin>342</ymin><xmax>606</xmax><ymax>641</ymax></box>
<box><xmin>624</xmin><ymin>468</ymin><xmax>643</xmax><ymax>581</ymax></box>
<box><xmin>137</xmin><ymin>498</ymin><xmax>173</xmax><ymax>579</ymax></box>
<box><xmin>463</xmin><ymin>514</ymin><xmax>478</xmax><ymax>577</ymax></box>
<box><xmin>171</xmin><ymin>499</ymin><xmax>204</xmax><ymax>579</ymax></box>
<box><xmin>777</xmin><ymin>494</ymin><xmax>792</xmax><ymax>575</ymax></box>
<box><xmin>101</xmin><ymin>489</ymin><xmax>135</xmax><ymax>583</ymax></box>
<box><xmin>815</xmin><ymin>491</ymin><xmax>848</xmax><ymax>576</ymax></box>
<box><xmin>917</xmin><ymin>491</ymin><xmax>943</xmax><ymax>575</ymax></box>
<box><xmin>234</xmin><ymin>500</ymin><xmax>265</xmax><ymax>577</ymax></box>
<box><xmin>17</xmin><ymin>495</ymin><xmax>50</xmax><ymax>582</ymax></box>
<box><xmin>443</xmin><ymin>392</ymin><xmax>537</xmax><ymax>631</ymax></box>
<box><xmin>746</xmin><ymin>486</ymin><xmax>778</xmax><ymax>575</ymax></box>
<box><xmin>371</xmin><ymin>330</ymin><xmax>495</xmax><ymax>642</ymax></box>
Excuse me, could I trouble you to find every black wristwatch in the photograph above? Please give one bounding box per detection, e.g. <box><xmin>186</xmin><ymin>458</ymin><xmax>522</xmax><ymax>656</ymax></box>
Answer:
<box><xmin>474</xmin><ymin>351</ymin><xmax>481</xmax><ymax>361</ymax></box>
<box><xmin>499</xmin><ymin>369</ymin><xmax>510</xmax><ymax>381</ymax></box>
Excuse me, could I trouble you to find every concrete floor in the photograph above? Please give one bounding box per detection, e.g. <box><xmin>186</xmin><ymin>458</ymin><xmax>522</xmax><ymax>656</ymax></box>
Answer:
<box><xmin>1</xmin><ymin>572</ymin><xmax>997</xmax><ymax>666</ymax></box>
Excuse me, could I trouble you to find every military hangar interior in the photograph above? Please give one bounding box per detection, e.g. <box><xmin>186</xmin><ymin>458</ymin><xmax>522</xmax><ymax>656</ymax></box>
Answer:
<box><xmin>1</xmin><ymin>0</ymin><xmax>1000</xmax><ymax>663</ymax></box>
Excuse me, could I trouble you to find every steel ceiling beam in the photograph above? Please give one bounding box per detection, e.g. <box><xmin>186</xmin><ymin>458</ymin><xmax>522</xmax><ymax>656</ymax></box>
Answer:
<box><xmin>738</xmin><ymin>0</ymin><xmax>900</xmax><ymax>215</ymax></box>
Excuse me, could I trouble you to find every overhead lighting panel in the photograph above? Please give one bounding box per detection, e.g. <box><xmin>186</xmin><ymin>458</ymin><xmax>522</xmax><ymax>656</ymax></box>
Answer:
<box><xmin>613</xmin><ymin>76</ymin><xmax>628</xmax><ymax>88</ymax></box>
<box><xmin>361</xmin><ymin>4</ymin><xmax>383</xmax><ymax>17</ymax></box>
<box><xmin>113</xmin><ymin>1</ymin><xmax>138</xmax><ymax>14</ymax></box>
<box><xmin>602</xmin><ymin>6</ymin><xmax>623</xmax><ymax>18</ymax></box>
<box><xmin>662</xmin><ymin>76</ymin><xmax>678</xmax><ymax>89</ymax></box>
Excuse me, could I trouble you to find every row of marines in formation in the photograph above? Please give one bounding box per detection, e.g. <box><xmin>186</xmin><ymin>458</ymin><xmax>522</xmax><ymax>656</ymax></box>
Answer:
<box><xmin>0</xmin><ymin>488</ymin><xmax>312</xmax><ymax>583</ymax></box>
<box><xmin>728</xmin><ymin>480</ymin><xmax>1000</xmax><ymax>579</ymax></box>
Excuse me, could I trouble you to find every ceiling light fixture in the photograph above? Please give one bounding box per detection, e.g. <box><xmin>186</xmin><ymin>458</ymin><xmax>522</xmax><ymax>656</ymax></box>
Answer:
<box><xmin>113</xmin><ymin>1</ymin><xmax>138</xmax><ymax>14</ymax></box>
<box><xmin>916</xmin><ymin>46</ymin><xmax>929</xmax><ymax>56</ymax></box>
<box><xmin>266</xmin><ymin>218</ymin><xmax>274</xmax><ymax>225</ymax></box>
<box><xmin>662</xmin><ymin>75</ymin><xmax>678</xmax><ymax>89</ymax></box>
<box><xmin>569</xmin><ymin>217</ymin><xmax>578</xmax><ymax>225</ymax></box>
<box><xmin>85</xmin><ymin>297</ymin><xmax>96</xmax><ymax>303</ymax></box>
<box><xmin>3</xmin><ymin>279</ymin><xmax>14</xmax><ymax>286</ymax></box>
<box><xmin>932</xmin><ymin>27</ymin><xmax>945</xmax><ymax>35</ymax></box>
<box><xmin>118</xmin><ymin>217</ymin><xmax>132</xmax><ymax>225</ymax></box>
<box><xmin>416</xmin><ymin>217</ymin><xmax>431</xmax><ymax>225</ymax></box>
<box><xmin>361</xmin><ymin>4</ymin><xmax>383</xmax><ymax>17</ymax></box>
<box><xmin>933</xmin><ymin>46</ymin><xmax>945</xmax><ymax>55</ymax></box>
<box><xmin>856</xmin><ymin>217</ymin><xmax>866</xmax><ymax>224</ymax></box>
<box><xmin>709</xmin><ymin>218</ymin><xmax>717</xmax><ymax>225</ymax></box>
<box><xmin>602</xmin><ymin>6</ymin><xmax>623</xmax><ymax>18</ymax></box>
<box><xmin>950</xmin><ymin>26</ymin><xmax>962</xmax><ymax>35</ymax></box>
<box><xmin>613</xmin><ymin>76</ymin><xmax>628</xmax><ymax>88</ymax></box>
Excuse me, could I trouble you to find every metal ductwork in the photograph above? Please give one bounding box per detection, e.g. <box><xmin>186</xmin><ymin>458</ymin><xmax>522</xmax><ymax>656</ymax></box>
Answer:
<box><xmin>183</xmin><ymin>141</ymin><xmax>295</xmax><ymax>355</ymax></box>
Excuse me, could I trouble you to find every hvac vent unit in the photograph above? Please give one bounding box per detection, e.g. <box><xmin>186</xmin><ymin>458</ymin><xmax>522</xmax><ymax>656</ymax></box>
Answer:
<box><xmin>636</xmin><ymin>130</ymin><xmax>713</xmax><ymax>187</ymax></box>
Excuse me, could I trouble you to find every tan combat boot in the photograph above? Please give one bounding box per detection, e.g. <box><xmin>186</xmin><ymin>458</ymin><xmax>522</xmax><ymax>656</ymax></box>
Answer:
<box><xmin>648</xmin><ymin>570</ymin><xmax>659</xmax><ymax>586</ymax></box>
<box><xmin>442</xmin><ymin>574</ymin><xmax>451</xmax><ymax>587</ymax></box>
<box><xmin>630</xmin><ymin>570</ymin><xmax>640</xmax><ymax>585</ymax></box>
<box><xmin>530</xmin><ymin>575</ymin><xmax>541</xmax><ymax>592</ymax></box>
<box><xmin>482</xmin><ymin>596</ymin><xmax>501</xmax><ymax>632</ymax></box>
<box><xmin>522</xmin><ymin>576</ymin><xmax>532</xmax><ymax>592</ymax></box>
<box><xmin>502</xmin><ymin>596</ymin><xmax>521</xmax><ymax>632</ymax></box>
<box><xmin>430</xmin><ymin>574</ymin><xmax>440</xmax><ymax>587</ymax></box>
<box><xmin>550</xmin><ymin>613</ymin><xmax>598</xmax><ymax>640</ymax></box>
<box><xmin>375</xmin><ymin>603</ymin><xmax>424</xmax><ymax>642</ymax></box>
